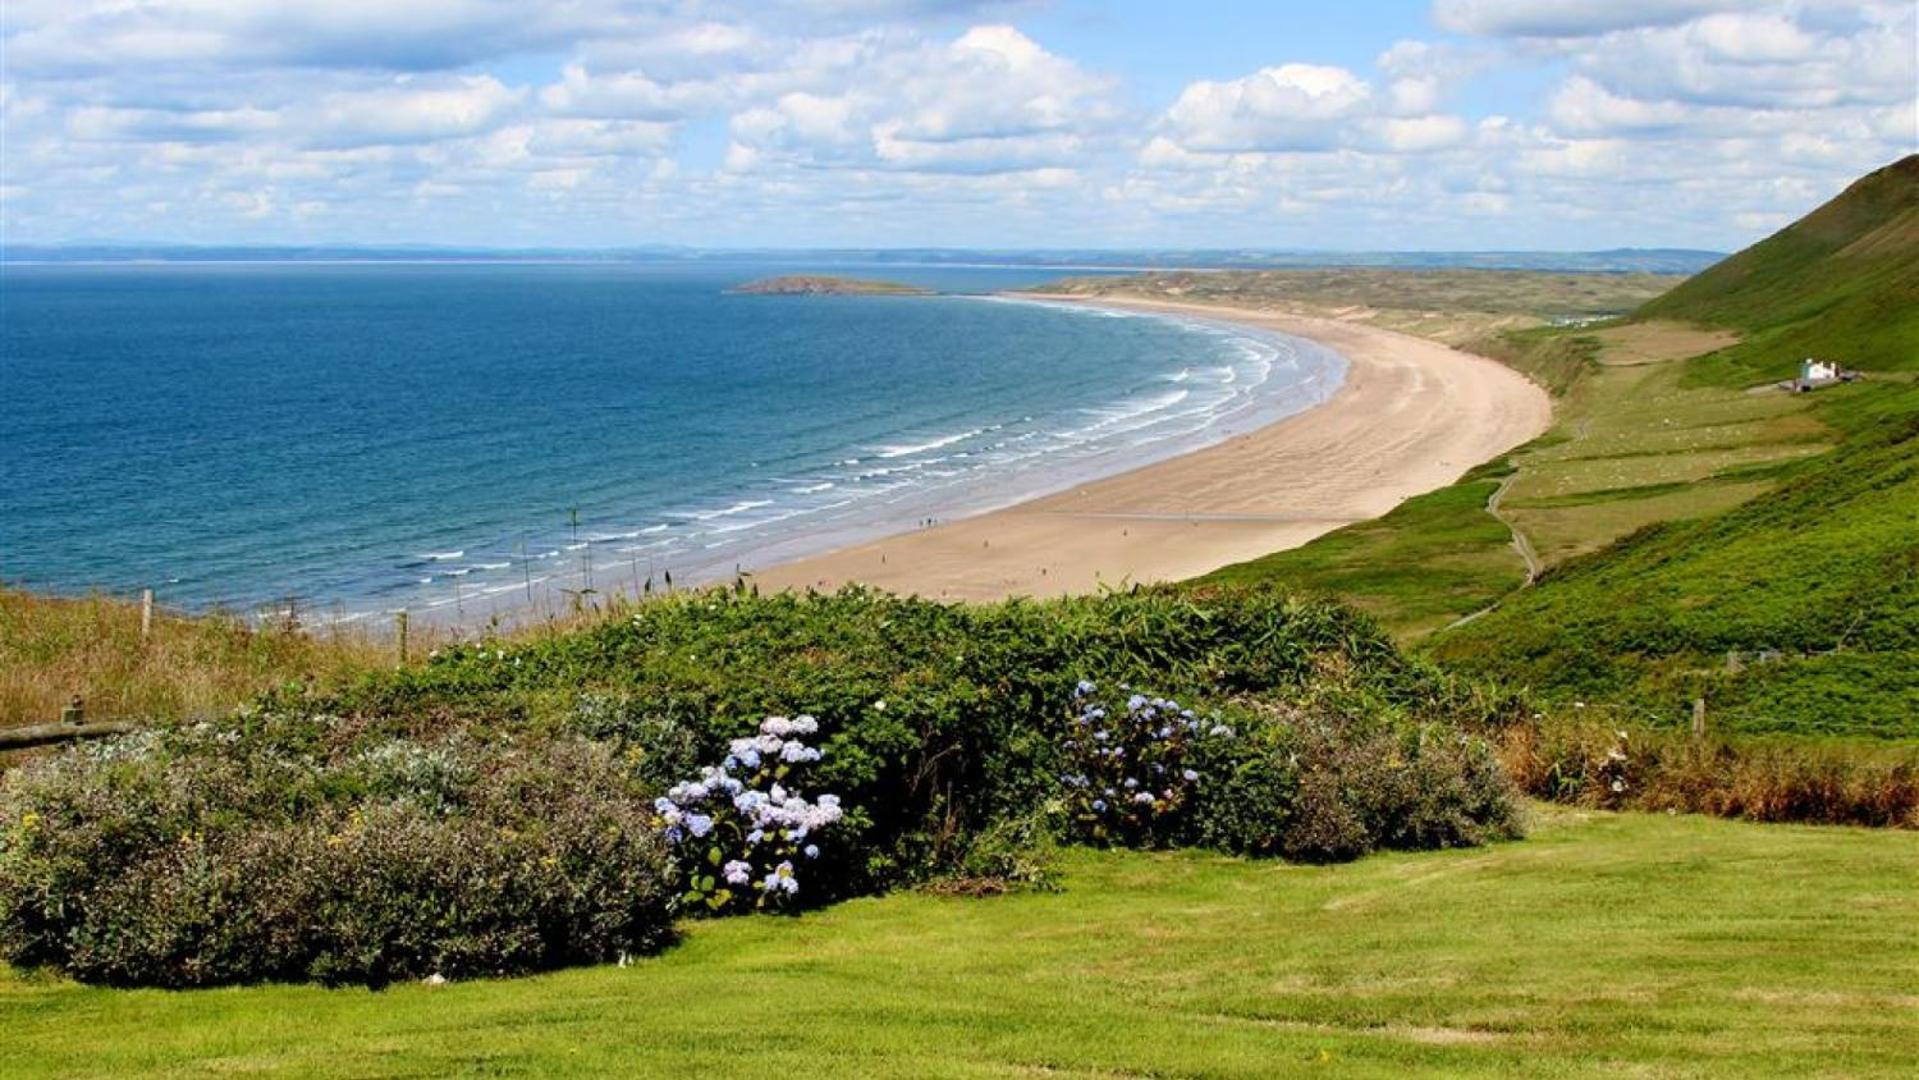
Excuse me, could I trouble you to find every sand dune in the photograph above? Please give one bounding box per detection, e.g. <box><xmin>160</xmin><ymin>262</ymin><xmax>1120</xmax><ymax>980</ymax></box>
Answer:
<box><xmin>749</xmin><ymin>297</ymin><xmax>1552</xmax><ymax>601</ymax></box>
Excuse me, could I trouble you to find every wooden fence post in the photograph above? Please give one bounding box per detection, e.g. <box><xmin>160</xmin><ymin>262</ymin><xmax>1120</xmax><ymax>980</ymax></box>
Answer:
<box><xmin>395</xmin><ymin>610</ymin><xmax>410</xmax><ymax>667</ymax></box>
<box><xmin>1691</xmin><ymin>698</ymin><xmax>1708</xmax><ymax>741</ymax></box>
<box><xmin>140</xmin><ymin>588</ymin><xmax>154</xmax><ymax>641</ymax></box>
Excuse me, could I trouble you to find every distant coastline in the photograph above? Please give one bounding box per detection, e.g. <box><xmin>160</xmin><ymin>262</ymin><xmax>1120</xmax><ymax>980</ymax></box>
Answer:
<box><xmin>729</xmin><ymin>275</ymin><xmax>931</xmax><ymax>296</ymax></box>
<box><xmin>0</xmin><ymin>245</ymin><xmax>1729</xmax><ymax>275</ymax></box>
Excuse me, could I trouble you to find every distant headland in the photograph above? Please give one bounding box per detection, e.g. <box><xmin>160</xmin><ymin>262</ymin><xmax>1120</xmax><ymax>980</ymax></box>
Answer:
<box><xmin>729</xmin><ymin>275</ymin><xmax>931</xmax><ymax>296</ymax></box>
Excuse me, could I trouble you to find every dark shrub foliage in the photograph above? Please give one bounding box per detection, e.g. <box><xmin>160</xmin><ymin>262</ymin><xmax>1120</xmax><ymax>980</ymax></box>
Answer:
<box><xmin>0</xmin><ymin>727</ymin><xmax>674</xmax><ymax>988</ymax></box>
<box><xmin>2</xmin><ymin>584</ymin><xmax>1521</xmax><ymax>987</ymax></box>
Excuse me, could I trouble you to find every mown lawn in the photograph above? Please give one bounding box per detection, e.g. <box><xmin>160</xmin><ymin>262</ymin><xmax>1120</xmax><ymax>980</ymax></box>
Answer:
<box><xmin>5</xmin><ymin>806</ymin><xmax>1914</xmax><ymax>1077</ymax></box>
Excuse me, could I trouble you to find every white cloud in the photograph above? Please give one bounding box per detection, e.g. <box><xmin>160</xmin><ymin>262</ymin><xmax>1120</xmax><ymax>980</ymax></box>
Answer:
<box><xmin>2</xmin><ymin>1</ymin><xmax>609</xmax><ymax>75</ymax></box>
<box><xmin>0</xmin><ymin>0</ymin><xmax>1908</xmax><ymax>248</ymax></box>
<box><xmin>724</xmin><ymin>24</ymin><xmax>1117</xmax><ymax>174</ymax></box>
<box><xmin>305</xmin><ymin>76</ymin><xmax>524</xmax><ymax>149</ymax></box>
<box><xmin>1160</xmin><ymin>65</ymin><xmax>1374</xmax><ymax>153</ymax></box>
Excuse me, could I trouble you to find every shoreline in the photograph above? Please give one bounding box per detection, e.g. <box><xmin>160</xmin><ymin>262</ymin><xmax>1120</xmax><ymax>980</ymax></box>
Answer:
<box><xmin>394</xmin><ymin>295</ymin><xmax>1350</xmax><ymax>629</ymax></box>
<box><xmin>16</xmin><ymin>295</ymin><xmax>1546</xmax><ymax>628</ymax></box>
<box><xmin>747</xmin><ymin>296</ymin><xmax>1552</xmax><ymax>601</ymax></box>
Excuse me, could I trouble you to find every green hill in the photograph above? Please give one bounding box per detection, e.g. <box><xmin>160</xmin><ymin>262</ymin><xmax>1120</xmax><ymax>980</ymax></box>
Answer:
<box><xmin>1638</xmin><ymin>154</ymin><xmax>1919</xmax><ymax>384</ymax></box>
<box><xmin>1428</xmin><ymin>156</ymin><xmax>1919</xmax><ymax>738</ymax></box>
<box><xmin>1427</xmin><ymin>386</ymin><xmax>1919</xmax><ymax>738</ymax></box>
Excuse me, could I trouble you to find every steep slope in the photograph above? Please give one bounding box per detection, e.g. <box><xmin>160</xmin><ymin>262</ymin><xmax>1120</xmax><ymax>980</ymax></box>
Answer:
<box><xmin>1427</xmin><ymin>387</ymin><xmax>1919</xmax><ymax>738</ymax></box>
<box><xmin>1427</xmin><ymin>157</ymin><xmax>1919</xmax><ymax>738</ymax></box>
<box><xmin>1637</xmin><ymin>154</ymin><xmax>1919</xmax><ymax>382</ymax></box>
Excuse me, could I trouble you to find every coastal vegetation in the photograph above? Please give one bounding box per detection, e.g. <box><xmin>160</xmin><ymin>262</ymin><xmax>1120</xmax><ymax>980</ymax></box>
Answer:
<box><xmin>0</xmin><ymin>587</ymin><xmax>396</xmax><ymax>732</ymax></box>
<box><xmin>2</xmin><ymin>586</ymin><xmax>1518</xmax><ymax>988</ymax></box>
<box><xmin>1036</xmin><ymin>266</ymin><xmax>1680</xmax><ymax>346</ymax></box>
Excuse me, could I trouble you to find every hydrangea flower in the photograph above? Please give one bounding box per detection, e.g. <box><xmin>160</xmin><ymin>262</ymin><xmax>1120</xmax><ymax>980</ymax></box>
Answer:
<box><xmin>662</xmin><ymin>715</ymin><xmax>845</xmax><ymax>913</ymax></box>
<box><xmin>760</xmin><ymin>861</ymin><xmax>800</xmax><ymax>895</ymax></box>
<box><xmin>1056</xmin><ymin>685</ymin><xmax>1235</xmax><ymax>846</ymax></box>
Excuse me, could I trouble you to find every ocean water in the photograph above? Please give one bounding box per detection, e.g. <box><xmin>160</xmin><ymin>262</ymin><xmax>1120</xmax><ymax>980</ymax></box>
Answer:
<box><xmin>0</xmin><ymin>262</ymin><xmax>1343</xmax><ymax>623</ymax></box>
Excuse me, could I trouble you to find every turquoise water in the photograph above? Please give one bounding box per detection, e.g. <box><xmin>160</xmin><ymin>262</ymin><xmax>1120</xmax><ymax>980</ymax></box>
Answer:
<box><xmin>0</xmin><ymin>262</ymin><xmax>1342</xmax><ymax>623</ymax></box>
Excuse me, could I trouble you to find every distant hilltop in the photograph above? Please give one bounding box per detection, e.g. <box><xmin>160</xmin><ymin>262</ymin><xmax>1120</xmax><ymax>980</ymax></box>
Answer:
<box><xmin>728</xmin><ymin>275</ymin><xmax>931</xmax><ymax>296</ymax></box>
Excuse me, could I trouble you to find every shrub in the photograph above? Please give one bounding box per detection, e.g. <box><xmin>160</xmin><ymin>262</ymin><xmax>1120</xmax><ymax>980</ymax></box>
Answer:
<box><xmin>0</xmin><ymin>725</ymin><xmax>675</xmax><ymax>988</ymax></box>
<box><xmin>923</xmin><ymin>812</ymin><xmax>1061</xmax><ymax>897</ymax></box>
<box><xmin>1056</xmin><ymin>683</ymin><xmax>1236</xmax><ymax>847</ymax></box>
<box><xmin>339</xmin><ymin>585</ymin><xmax>1497</xmax><ymax>887</ymax></box>
<box><xmin>1050</xmin><ymin>684</ymin><xmax>1518</xmax><ymax>863</ymax></box>
<box><xmin>1</xmin><ymin>584</ymin><xmax>1528</xmax><ymax>987</ymax></box>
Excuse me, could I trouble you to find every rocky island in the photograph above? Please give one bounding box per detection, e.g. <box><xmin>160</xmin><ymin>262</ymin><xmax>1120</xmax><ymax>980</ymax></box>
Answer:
<box><xmin>730</xmin><ymin>275</ymin><xmax>931</xmax><ymax>296</ymax></box>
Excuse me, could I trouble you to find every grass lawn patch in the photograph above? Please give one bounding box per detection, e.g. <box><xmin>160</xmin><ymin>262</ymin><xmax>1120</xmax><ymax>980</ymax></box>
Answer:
<box><xmin>3</xmin><ymin>806</ymin><xmax>1914</xmax><ymax>1077</ymax></box>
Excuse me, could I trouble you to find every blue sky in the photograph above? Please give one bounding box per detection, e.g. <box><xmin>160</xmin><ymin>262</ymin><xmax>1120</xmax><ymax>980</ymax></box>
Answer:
<box><xmin>1</xmin><ymin>1</ymin><xmax>1912</xmax><ymax>251</ymax></box>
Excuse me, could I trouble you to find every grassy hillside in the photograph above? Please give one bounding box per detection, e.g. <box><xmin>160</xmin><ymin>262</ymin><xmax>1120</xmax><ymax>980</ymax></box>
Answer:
<box><xmin>1196</xmin><ymin>457</ymin><xmax>1530</xmax><ymax>638</ymax></box>
<box><xmin>1430</xmin><ymin>385</ymin><xmax>1919</xmax><ymax>738</ymax></box>
<box><xmin>1193</xmin><ymin>155</ymin><xmax>1919</xmax><ymax>741</ymax></box>
<box><xmin>6</xmin><ymin>807</ymin><xmax>1915</xmax><ymax>1077</ymax></box>
<box><xmin>1640</xmin><ymin>154</ymin><xmax>1919</xmax><ymax>383</ymax></box>
<box><xmin>1424</xmin><ymin>159</ymin><xmax>1919</xmax><ymax>737</ymax></box>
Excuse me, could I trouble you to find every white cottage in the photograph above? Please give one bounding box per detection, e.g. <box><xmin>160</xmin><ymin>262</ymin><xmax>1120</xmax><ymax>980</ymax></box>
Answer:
<box><xmin>1801</xmin><ymin>358</ymin><xmax>1840</xmax><ymax>383</ymax></box>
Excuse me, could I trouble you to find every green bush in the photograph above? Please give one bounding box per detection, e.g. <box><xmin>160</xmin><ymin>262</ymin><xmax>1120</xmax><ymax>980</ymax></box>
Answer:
<box><xmin>2</xmin><ymin>584</ymin><xmax>1521</xmax><ymax>987</ymax></box>
<box><xmin>0</xmin><ymin>726</ymin><xmax>674</xmax><ymax>988</ymax></box>
<box><xmin>342</xmin><ymin>586</ymin><xmax>1504</xmax><ymax>886</ymax></box>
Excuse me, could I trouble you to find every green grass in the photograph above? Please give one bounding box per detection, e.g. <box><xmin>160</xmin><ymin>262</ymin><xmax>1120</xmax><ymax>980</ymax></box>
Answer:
<box><xmin>1195</xmin><ymin>458</ymin><xmax>1527</xmax><ymax>638</ymax></box>
<box><xmin>1193</xmin><ymin>325</ymin><xmax>1843</xmax><ymax>643</ymax></box>
<box><xmin>4</xmin><ymin>806</ymin><xmax>1914</xmax><ymax>1077</ymax></box>
<box><xmin>1430</xmin><ymin>384</ymin><xmax>1919</xmax><ymax>741</ymax></box>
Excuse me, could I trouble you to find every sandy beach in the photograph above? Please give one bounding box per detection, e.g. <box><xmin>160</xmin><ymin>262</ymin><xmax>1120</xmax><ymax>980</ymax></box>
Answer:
<box><xmin>750</xmin><ymin>297</ymin><xmax>1552</xmax><ymax>600</ymax></box>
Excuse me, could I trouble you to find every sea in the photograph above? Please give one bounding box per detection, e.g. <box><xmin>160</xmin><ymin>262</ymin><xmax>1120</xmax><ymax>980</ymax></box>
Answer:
<box><xmin>0</xmin><ymin>261</ymin><xmax>1344</xmax><ymax>625</ymax></box>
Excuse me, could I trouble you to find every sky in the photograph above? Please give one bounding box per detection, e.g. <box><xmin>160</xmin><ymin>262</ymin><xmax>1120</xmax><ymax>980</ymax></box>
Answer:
<box><xmin>1</xmin><ymin>1</ymin><xmax>1913</xmax><ymax>252</ymax></box>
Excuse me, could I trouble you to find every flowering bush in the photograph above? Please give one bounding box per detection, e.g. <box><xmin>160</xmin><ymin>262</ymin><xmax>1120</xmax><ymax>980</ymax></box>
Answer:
<box><xmin>1057</xmin><ymin>682</ymin><xmax>1235</xmax><ymax>846</ymax></box>
<box><xmin>654</xmin><ymin>715</ymin><xmax>845</xmax><ymax>912</ymax></box>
